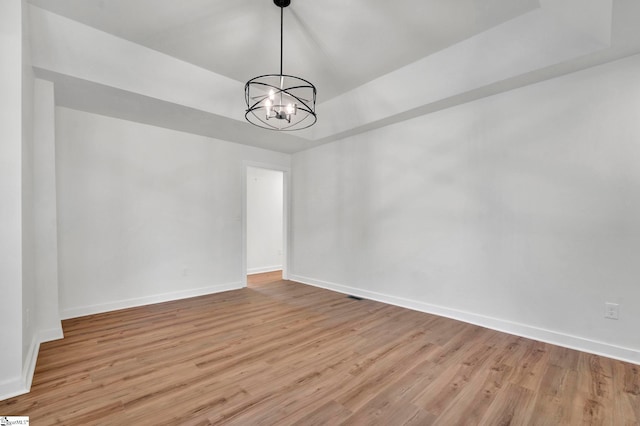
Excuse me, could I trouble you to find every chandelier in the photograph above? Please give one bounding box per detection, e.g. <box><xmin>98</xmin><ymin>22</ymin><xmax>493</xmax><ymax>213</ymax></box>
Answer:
<box><xmin>244</xmin><ymin>0</ymin><xmax>317</xmax><ymax>131</ymax></box>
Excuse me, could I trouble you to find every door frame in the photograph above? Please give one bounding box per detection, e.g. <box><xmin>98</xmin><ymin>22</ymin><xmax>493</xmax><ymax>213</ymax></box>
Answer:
<box><xmin>241</xmin><ymin>161</ymin><xmax>291</xmax><ymax>287</ymax></box>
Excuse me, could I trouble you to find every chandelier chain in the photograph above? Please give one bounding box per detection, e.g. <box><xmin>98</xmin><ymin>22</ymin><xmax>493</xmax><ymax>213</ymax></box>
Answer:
<box><xmin>280</xmin><ymin>5</ymin><xmax>284</xmax><ymax>76</ymax></box>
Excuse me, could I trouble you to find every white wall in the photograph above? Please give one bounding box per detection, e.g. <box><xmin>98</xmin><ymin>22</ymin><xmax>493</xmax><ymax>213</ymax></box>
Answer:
<box><xmin>33</xmin><ymin>78</ymin><xmax>62</xmax><ymax>340</ymax></box>
<box><xmin>55</xmin><ymin>108</ymin><xmax>290</xmax><ymax>318</ymax></box>
<box><xmin>0</xmin><ymin>0</ymin><xmax>26</xmax><ymax>396</ymax></box>
<box><xmin>247</xmin><ymin>167</ymin><xmax>283</xmax><ymax>275</ymax></box>
<box><xmin>0</xmin><ymin>0</ymin><xmax>56</xmax><ymax>402</ymax></box>
<box><xmin>21</xmin><ymin>0</ymin><xmax>37</xmax><ymax>374</ymax></box>
<box><xmin>290</xmin><ymin>53</ymin><xmax>640</xmax><ymax>364</ymax></box>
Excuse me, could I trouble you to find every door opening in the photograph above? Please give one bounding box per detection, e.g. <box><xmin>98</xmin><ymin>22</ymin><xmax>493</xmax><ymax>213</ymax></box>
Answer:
<box><xmin>244</xmin><ymin>165</ymin><xmax>287</xmax><ymax>287</ymax></box>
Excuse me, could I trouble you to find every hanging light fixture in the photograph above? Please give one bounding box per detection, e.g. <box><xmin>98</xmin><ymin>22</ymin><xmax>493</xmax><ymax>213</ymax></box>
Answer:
<box><xmin>245</xmin><ymin>0</ymin><xmax>317</xmax><ymax>131</ymax></box>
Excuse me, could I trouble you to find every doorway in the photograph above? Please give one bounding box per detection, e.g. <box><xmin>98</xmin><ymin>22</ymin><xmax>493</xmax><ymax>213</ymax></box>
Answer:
<box><xmin>243</xmin><ymin>164</ymin><xmax>288</xmax><ymax>287</ymax></box>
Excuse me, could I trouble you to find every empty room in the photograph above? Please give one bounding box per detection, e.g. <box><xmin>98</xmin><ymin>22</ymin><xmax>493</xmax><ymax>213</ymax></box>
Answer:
<box><xmin>1</xmin><ymin>0</ymin><xmax>640</xmax><ymax>424</ymax></box>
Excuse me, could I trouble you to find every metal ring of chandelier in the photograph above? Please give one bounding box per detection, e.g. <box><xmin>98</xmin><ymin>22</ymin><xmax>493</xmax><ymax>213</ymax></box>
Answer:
<box><xmin>244</xmin><ymin>0</ymin><xmax>317</xmax><ymax>131</ymax></box>
<box><xmin>245</xmin><ymin>74</ymin><xmax>317</xmax><ymax>131</ymax></box>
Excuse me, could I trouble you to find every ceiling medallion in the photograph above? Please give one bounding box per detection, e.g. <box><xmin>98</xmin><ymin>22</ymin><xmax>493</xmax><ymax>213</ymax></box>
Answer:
<box><xmin>244</xmin><ymin>0</ymin><xmax>317</xmax><ymax>131</ymax></box>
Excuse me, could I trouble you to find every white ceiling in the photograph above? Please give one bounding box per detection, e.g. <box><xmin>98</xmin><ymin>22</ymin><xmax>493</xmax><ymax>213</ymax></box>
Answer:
<box><xmin>27</xmin><ymin>0</ymin><xmax>640</xmax><ymax>153</ymax></box>
<box><xmin>27</xmin><ymin>0</ymin><xmax>538</xmax><ymax>102</ymax></box>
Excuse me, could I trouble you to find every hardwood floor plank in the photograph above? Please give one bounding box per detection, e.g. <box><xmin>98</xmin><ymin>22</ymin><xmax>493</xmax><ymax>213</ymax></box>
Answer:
<box><xmin>548</xmin><ymin>344</ymin><xmax>580</xmax><ymax>370</ymax></box>
<box><xmin>479</xmin><ymin>383</ymin><xmax>536</xmax><ymax>425</ymax></box>
<box><xmin>337</xmin><ymin>331</ymin><xmax>437</xmax><ymax>412</ymax></box>
<box><xmin>528</xmin><ymin>364</ymin><xmax>576</xmax><ymax>425</ymax></box>
<box><xmin>1</xmin><ymin>272</ymin><xmax>638</xmax><ymax>425</ymax></box>
<box><xmin>434</xmin><ymin>361</ymin><xmax>514</xmax><ymax>425</ymax></box>
<box><xmin>220</xmin><ymin>366</ymin><xmax>350</xmax><ymax>425</ymax></box>
<box><xmin>342</xmin><ymin>400</ymin><xmax>432</xmax><ymax>426</ymax></box>
<box><xmin>611</xmin><ymin>361</ymin><xmax>639</xmax><ymax>426</ymax></box>
<box><xmin>415</xmin><ymin>341</ymin><xmax>501</xmax><ymax>416</ymax></box>
<box><xmin>247</xmin><ymin>270</ymin><xmax>282</xmax><ymax>286</ymax></box>
<box><xmin>291</xmin><ymin>401</ymin><xmax>352</xmax><ymax>426</ymax></box>
<box><xmin>623</xmin><ymin>363</ymin><xmax>640</xmax><ymax>397</ymax></box>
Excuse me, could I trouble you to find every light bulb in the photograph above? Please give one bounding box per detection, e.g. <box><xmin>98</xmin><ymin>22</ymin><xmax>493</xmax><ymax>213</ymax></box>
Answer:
<box><xmin>269</xmin><ymin>89</ymin><xmax>275</xmax><ymax>100</ymax></box>
<box><xmin>265</xmin><ymin>99</ymin><xmax>272</xmax><ymax>117</ymax></box>
<box><xmin>286</xmin><ymin>103</ymin><xmax>295</xmax><ymax>115</ymax></box>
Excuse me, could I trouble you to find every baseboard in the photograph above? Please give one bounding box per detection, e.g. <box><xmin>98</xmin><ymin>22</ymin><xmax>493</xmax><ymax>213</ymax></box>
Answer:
<box><xmin>289</xmin><ymin>274</ymin><xmax>640</xmax><ymax>366</ymax></box>
<box><xmin>23</xmin><ymin>334</ymin><xmax>41</xmax><ymax>392</ymax></box>
<box><xmin>0</xmin><ymin>325</ymin><xmax>64</xmax><ymax>402</ymax></box>
<box><xmin>60</xmin><ymin>281</ymin><xmax>244</xmax><ymax>319</ymax></box>
<box><xmin>247</xmin><ymin>266</ymin><xmax>283</xmax><ymax>275</ymax></box>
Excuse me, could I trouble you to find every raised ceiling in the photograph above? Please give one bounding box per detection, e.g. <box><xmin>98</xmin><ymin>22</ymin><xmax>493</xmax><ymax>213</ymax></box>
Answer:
<box><xmin>27</xmin><ymin>0</ymin><xmax>640</xmax><ymax>153</ymax></box>
<box><xmin>27</xmin><ymin>0</ymin><xmax>538</xmax><ymax>102</ymax></box>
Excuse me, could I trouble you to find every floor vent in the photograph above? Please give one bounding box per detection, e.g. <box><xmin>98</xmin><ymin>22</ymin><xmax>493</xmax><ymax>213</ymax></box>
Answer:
<box><xmin>347</xmin><ymin>295</ymin><xmax>364</xmax><ymax>301</ymax></box>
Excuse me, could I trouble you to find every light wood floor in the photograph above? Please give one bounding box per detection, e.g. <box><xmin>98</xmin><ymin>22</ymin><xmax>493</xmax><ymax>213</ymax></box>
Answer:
<box><xmin>1</xmin><ymin>272</ymin><xmax>639</xmax><ymax>425</ymax></box>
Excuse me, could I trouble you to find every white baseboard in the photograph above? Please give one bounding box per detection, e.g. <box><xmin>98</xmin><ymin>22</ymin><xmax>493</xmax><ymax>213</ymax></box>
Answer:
<box><xmin>23</xmin><ymin>334</ymin><xmax>40</xmax><ymax>392</ymax></box>
<box><xmin>247</xmin><ymin>266</ymin><xmax>283</xmax><ymax>275</ymax></box>
<box><xmin>0</xmin><ymin>325</ymin><xmax>64</xmax><ymax>402</ymax></box>
<box><xmin>289</xmin><ymin>274</ymin><xmax>640</xmax><ymax>366</ymax></box>
<box><xmin>60</xmin><ymin>281</ymin><xmax>244</xmax><ymax>319</ymax></box>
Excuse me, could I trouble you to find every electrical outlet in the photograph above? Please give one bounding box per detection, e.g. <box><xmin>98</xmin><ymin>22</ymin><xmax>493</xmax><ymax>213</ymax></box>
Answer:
<box><xmin>605</xmin><ymin>302</ymin><xmax>619</xmax><ymax>320</ymax></box>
